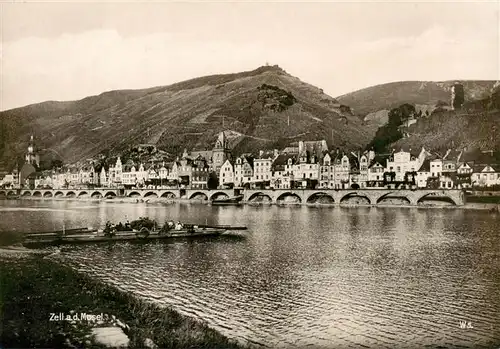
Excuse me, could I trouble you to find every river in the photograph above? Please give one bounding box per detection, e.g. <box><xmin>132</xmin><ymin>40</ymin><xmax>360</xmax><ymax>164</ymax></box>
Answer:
<box><xmin>1</xmin><ymin>199</ymin><xmax>499</xmax><ymax>348</ymax></box>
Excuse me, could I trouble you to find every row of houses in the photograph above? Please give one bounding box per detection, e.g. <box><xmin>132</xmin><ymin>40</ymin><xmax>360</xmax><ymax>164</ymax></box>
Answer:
<box><xmin>1</xmin><ymin>134</ymin><xmax>499</xmax><ymax>190</ymax></box>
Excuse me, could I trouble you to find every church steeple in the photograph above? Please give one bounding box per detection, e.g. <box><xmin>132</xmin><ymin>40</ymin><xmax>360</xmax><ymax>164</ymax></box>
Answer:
<box><xmin>25</xmin><ymin>134</ymin><xmax>39</xmax><ymax>167</ymax></box>
<box><xmin>212</xmin><ymin>131</ymin><xmax>231</xmax><ymax>171</ymax></box>
<box><xmin>214</xmin><ymin>131</ymin><xmax>227</xmax><ymax>150</ymax></box>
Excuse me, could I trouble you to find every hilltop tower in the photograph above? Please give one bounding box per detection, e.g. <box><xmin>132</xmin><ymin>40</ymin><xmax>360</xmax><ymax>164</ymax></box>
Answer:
<box><xmin>212</xmin><ymin>131</ymin><xmax>232</xmax><ymax>171</ymax></box>
<box><xmin>451</xmin><ymin>82</ymin><xmax>464</xmax><ymax>110</ymax></box>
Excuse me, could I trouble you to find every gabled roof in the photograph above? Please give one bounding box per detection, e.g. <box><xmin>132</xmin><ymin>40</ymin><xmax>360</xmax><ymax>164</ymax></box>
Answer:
<box><xmin>443</xmin><ymin>149</ymin><xmax>462</xmax><ymax>162</ymax></box>
<box><xmin>368</xmin><ymin>154</ymin><xmax>390</xmax><ymax>168</ymax></box>
<box><xmin>428</xmin><ymin>154</ymin><xmax>443</xmax><ymax>161</ymax></box>
<box><xmin>272</xmin><ymin>154</ymin><xmax>295</xmax><ymax>167</ymax></box>
<box><xmin>256</xmin><ymin>150</ymin><xmax>276</xmax><ymax>159</ymax></box>
<box><xmin>221</xmin><ymin>159</ymin><xmax>234</xmax><ymax>167</ymax></box>
<box><xmin>190</xmin><ymin>150</ymin><xmax>213</xmax><ymax>161</ymax></box>
<box><xmin>282</xmin><ymin>146</ymin><xmax>299</xmax><ymax>154</ymax></box>
<box><xmin>297</xmin><ymin>140</ymin><xmax>328</xmax><ymax>158</ymax></box>
<box><xmin>242</xmin><ymin>155</ymin><xmax>254</xmax><ymax>168</ymax></box>
<box><xmin>395</xmin><ymin>145</ymin><xmax>420</xmax><ymax>158</ymax></box>
<box><xmin>417</xmin><ymin>159</ymin><xmax>431</xmax><ymax>172</ymax></box>
<box><xmin>477</xmin><ymin>165</ymin><xmax>498</xmax><ymax>173</ymax></box>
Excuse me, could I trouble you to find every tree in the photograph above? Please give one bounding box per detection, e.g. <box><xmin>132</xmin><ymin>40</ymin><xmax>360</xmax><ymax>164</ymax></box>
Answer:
<box><xmin>366</xmin><ymin>104</ymin><xmax>415</xmax><ymax>153</ymax></box>
<box><xmin>207</xmin><ymin>172</ymin><xmax>218</xmax><ymax>190</ymax></box>
<box><xmin>51</xmin><ymin>159</ymin><xmax>63</xmax><ymax>169</ymax></box>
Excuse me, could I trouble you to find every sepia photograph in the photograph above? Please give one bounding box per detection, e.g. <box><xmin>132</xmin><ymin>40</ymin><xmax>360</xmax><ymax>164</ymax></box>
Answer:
<box><xmin>0</xmin><ymin>1</ymin><xmax>499</xmax><ymax>348</ymax></box>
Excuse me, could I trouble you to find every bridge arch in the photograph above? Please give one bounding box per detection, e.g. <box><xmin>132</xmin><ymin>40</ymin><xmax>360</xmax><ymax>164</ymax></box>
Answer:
<box><xmin>22</xmin><ymin>191</ymin><xmax>32</xmax><ymax>196</ymax></box>
<box><xmin>91</xmin><ymin>191</ymin><xmax>102</xmax><ymax>198</ymax></box>
<box><xmin>160</xmin><ymin>191</ymin><xmax>176</xmax><ymax>199</ymax></box>
<box><xmin>7</xmin><ymin>190</ymin><xmax>17</xmax><ymax>197</ymax></box>
<box><xmin>276</xmin><ymin>192</ymin><xmax>302</xmax><ymax>204</ymax></box>
<box><xmin>43</xmin><ymin>191</ymin><xmax>53</xmax><ymax>198</ymax></box>
<box><xmin>54</xmin><ymin>191</ymin><xmax>64</xmax><ymax>197</ymax></box>
<box><xmin>376</xmin><ymin>192</ymin><xmax>410</xmax><ymax>205</ymax></box>
<box><xmin>128</xmin><ymin>191</ymin><xmax>142</xmax><ymax>198</ymax></box>
<box><xmin>144</xmin><ymin>191</ymin><xmax>158</xmax><ymax>198</ymax></box>
<box><xmin>210</xmin><ymin>192</ymin><xmax>230</xmax><ymax>201</ymax></box>
<box><xmin>306</xmin><ymin>192</ymin><xmax>335</xmax><ymax>204</ymax></box>
<box><xmin>33</xmin><ymin>191</ymin><xmax>42</xmax><ymax>197</ymax></box>
<box><xmin>0</xmin><ymin>191</ymin><xmax>5</xmax><ymax>197</ymax></box>
<box><xmin>416</xmin><ymin>192</ymin><xmax>457</xmax><ymax>206</ymax></box>
<box><xmin>248</xmin><ymin>192</ymin><xmax>272</xmax><ymax>203</ymax></box>
<box><xmin>104</xmin><ymin>191</ymin><xmax>117</xmax><ymax>198</ymax></box>
<box><xmin>340</xmin><ymin>192</ymin><xmax>371</xmax><ymax>205</ymax></box>
<box><xmin>66</xmin><ymin>191</ymin><xmax>76</xmax><ymax>198</ymax></box>
<box><xmin>189</xmin><ymin>192</ymin><xmax>208</xmax><ymax>200</ymax></box>
<box><xmin>78</xmin><ymin>191</ymin><xmax>89</xmax><ymax>198</ymax></box>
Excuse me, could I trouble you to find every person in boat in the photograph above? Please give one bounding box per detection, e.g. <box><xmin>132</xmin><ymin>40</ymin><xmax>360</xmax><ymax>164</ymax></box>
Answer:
<box><xmin>175</xmin><ymin>221</ymin><xmax>183</xmax><ymax>230</ymax></box>
<box><xmin>124</xmin><ymin>220</ymin><xmax>131</xmax><ymax>230</ymax></box>
<box><xmin>166</xmin><ymin>221</ymin><xmax>174</xmax><ymax>230</ymax></box>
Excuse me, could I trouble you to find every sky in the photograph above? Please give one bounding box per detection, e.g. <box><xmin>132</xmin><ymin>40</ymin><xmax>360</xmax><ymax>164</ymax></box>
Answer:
<box><xmin>0</xmin><ymin>1</ymin><xmax>499</xmax><ymax>111</ymax></box>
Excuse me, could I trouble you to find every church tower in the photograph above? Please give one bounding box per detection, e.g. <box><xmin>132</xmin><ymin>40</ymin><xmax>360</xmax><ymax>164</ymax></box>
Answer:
<box><xmin>25</xmin><ymin>134</ymin><xmax>40</xmax><ymax>167</ymax></box>
<box><xmin>212</xmin><ymin>131</ymin><xmax>231</xmax><ymax>171</ymax></box>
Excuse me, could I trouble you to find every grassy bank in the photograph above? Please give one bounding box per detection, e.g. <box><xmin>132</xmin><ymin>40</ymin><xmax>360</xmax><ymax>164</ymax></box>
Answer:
<box><xmin>0</xmin><ymin>255</ymin><xmax>247</xmax><ymax>349</ymax></box>
<box><xmin>466</xmin><ymin>195</ymin><xmax>500</xmax><ymax>204</ymax></box>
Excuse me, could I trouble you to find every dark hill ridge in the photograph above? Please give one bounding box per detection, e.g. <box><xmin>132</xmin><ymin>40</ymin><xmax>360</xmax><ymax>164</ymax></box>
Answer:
<box><xmin>337</xmin><ymin>80</ymin><xmax>498</xmax><ymax>117</ymax></box>
<box><xmin>393</xmin><ymin>87</ymin><xmax>500</xmax><ymax>153</ymax></box>
<box><xmin>0</xmin><ymin>65</ymin><xmax>376</xmax><ymax>169</ymax></box>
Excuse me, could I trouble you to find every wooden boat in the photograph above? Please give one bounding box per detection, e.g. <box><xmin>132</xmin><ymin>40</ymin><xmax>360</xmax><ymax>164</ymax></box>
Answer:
<box><xmin>22</xmin><ymin>226</ymin><xmax>227</xmax><ymax>248</ymax></box>
<box><xmin>211</xmin><ymin>195</ymin><xmax>244</xmax><ymax>205</ymax></box>
<box><xmin>22</xmin><ymin>215</ymin><xmax>247</xmax><ymax>248</ymax></box>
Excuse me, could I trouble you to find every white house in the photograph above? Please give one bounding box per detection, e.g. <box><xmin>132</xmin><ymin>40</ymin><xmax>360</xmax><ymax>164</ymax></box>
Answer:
<box><xmin>319</xmin><ymin>153</ymin><xmax>334</xmax><ymax>188</ymax></box>
<box><xmin>472</xmin><ymin>165</ymin><xmax>500</xmax><ymax>187</ymax></box>
<box><xmin>386</xmin><ymin>149</ymin><xmax>425</xmax><ymax>182</ymax></box>
<box><xmin>416</xmin><ymin>160</ymin><xmax>431</xmax><ymax>188</ymax></box>
<box><xmin>234</xmin><ymin>156</ymin><xmax>254</xmax><ymax>187</ymax></box>
<box><xmin>430</xmin><ymin>158</ymin><xmax>443</xmax><ymax>178</ymax></box>
<box><xmin>358</xmin><ymin>154</ymin><xmax>369</xmax><ymax>188</ymax></box>
<box><xmin>367</xmin><ymin>156</ymin><xmax>387</xmax><ymax>187</ymax></box>
<box><xmin>252</xmin><ymin>151</ymin><xmax>274</xmax><ymax>185</ymax></box>
<box><xmin>219</xmin><ymin>159</ymin><xmax>234</xmax><ymax>188</ymax></box>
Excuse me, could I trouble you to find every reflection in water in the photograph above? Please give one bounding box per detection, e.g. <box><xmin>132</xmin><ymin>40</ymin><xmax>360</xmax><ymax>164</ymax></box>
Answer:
<box><xmin>1</xmin><ymin>200</ymin><xmax>499</xmax><ymax>348</ymax></box>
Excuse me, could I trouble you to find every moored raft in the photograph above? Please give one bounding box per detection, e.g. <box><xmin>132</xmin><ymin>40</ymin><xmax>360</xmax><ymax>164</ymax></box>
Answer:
<box><xmin>22</xmin><ymin>217</ymin><xmax>246</xmax><ymax>248</ymax></box>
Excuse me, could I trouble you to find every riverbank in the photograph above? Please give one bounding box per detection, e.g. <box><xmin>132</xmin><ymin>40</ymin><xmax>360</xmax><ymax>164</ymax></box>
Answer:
<box><xmin>0</xmin><ymin>253</ymin><xmax>247</xmax><ymax>349</ymax></box>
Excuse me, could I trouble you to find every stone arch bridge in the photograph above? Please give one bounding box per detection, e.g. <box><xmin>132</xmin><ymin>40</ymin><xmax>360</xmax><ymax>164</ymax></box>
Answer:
<box><xmin>243</xmin><ymin>189</ymin><xmax>465</xmax><ymax>206</ymax></box>
<box><xmin>0</xmin><ymin>188</ymin><xmax>465</xmax><ymax>206</ymax></box>
<box><xmin>0</xmin><ymin>188</ymin><xmax>235</xmax><ymax>201</ymax></box>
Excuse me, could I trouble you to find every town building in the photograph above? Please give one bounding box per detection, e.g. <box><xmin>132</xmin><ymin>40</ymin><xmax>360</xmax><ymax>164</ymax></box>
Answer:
<box><xmin>319</xmin><ymin>153</ymin><xmax>334</xmax><ymax>188</ymax></box>
<box><xmin>271</xmin><ymin>154</ymin><xmax>295</xmax><ymax>189</ymax></box>
<box><xmin>416</xmin><ymin>159</ymin><xmax>431</xmax><ymax>188</ymax></box>
<box><xmin>234</xmin><ymin>156</ymin><xmax>254</xmax><ymax>188</ymax></box>
<box><xmin>219</xmin><ymin>159</ymin><xmax>234</xmax><ymax>188</ymax></box>
<box><xmin>251</xmin><ymin>150</ymin><xmax>275</xmax><ymax>189</ymax></box>
<box><xmin>212</xmin><ymin>131</ymin><xmax>232</xmax><ymax>173</ymax></box>
<box><xmin>367</xmin><ymin>155</ymin><xmax>389</xmax><ymax>187</ymax></box>
<box><xmin>191</xmin><ymin>156</ymin><xmax>210</xmax><ymax>189</ymax></box>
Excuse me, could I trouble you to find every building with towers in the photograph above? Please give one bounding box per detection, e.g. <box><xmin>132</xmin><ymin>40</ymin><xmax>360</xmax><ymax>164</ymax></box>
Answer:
<box><xmin>25</xmin><ymin>134</ymin><xmax>40</xmax><ymax>167</ymax></box>
<box><xmin>212</xmin><ymin>131</ymin><xmax>232</xmax><ymax>172</ymax></box>
<box><xmin>20</xmin><ymin>135</ymin><xmax>40</xmax><ymax>188</ymax></box>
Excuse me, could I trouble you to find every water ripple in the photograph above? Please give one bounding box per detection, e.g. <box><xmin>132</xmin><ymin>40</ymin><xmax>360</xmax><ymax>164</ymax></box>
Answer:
<box><xmin>7</xmin><ymin>202</ymin><xmax>498</xmax><ymax>348</ymax></box>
